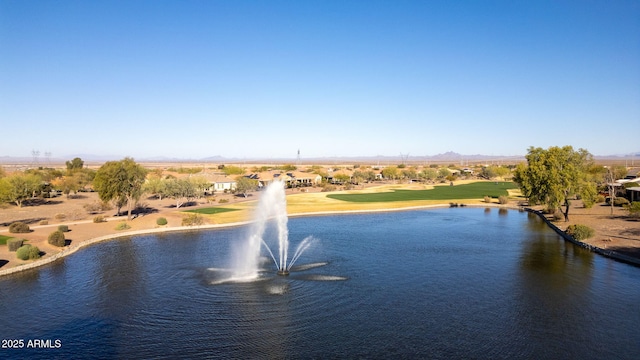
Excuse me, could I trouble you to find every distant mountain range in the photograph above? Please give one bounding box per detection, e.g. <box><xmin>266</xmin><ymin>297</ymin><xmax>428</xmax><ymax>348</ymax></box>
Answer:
<box><xmin>1</xmin><ymin>151</ymin><xmax>638</xmax><ymax>165</ymax></box>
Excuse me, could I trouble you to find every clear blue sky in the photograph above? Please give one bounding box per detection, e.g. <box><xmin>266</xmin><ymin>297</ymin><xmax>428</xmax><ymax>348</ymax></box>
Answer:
<box><xmin>1</xmin><ymin>0</ymin><xmax>638</xmax><ymax>160</ymax></box>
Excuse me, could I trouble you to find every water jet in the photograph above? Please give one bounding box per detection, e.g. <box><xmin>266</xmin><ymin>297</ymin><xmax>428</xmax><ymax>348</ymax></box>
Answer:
<box><xmin>232</xmin><ymin>180</ymin><xmax>315</xmax><ymax>279</ymax></box>
<box><xmin>277</xmin><ymin>269</ymin><xmax>290</xmax><ymax>276</ymax></box>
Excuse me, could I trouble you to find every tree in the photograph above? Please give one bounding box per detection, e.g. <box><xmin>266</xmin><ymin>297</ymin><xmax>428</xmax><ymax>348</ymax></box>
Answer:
<box><xmin>278</xmin><ymin>164</ymin><xmax>297</xmax><ymax>171</ymax></box>
<box><xmin>235</xmin><ymin>177</ymin><xmax>258</xmax><ymax>197</ymax></box>
<box><xmin>401</xmin><ymin>168</ymin><xmax>418</xmax><ymax>182</ymax></box>
<box><xmin>0</xmin><ymin>173</ymin><xmax>42</xmax><ymax>207</ymax></box>
<box><xmin>437</xmin><ymin>167</ymin><xmax>450</xmax><ymax>179</ymax></box>
<box><xmin>382</xmin><ymin>166</ymin><xmax>399</xmax><ymax>181</ymax></box>
<box><xmin>334</xmin><ymin>173</ymin><xmax>352</xmax><ymax>184</ymax></box>
<box><xmin>222</xmin><ymin>165</ymin><xmax>245</xmax><ymax>176</ymax></box>
<box><xmin>143</xmin><ymin>176</ymin><xmax>168</xmax><ymax>200</ymax></box>
<box><xmin>66</xmin><ymin>157</ymin><xmax>84</xmax><ymax>172</ymax></box>
<box><xmin>610</xmin><ymin>165</ymin><xmax>628</xmax><ymax>181</ymax></box>
<box><xmin>52</xmin><ymin>175</ymin><xmax>81</xmax><ymax>199</ymax></box>
<box><xmin>164</xmin><ymin>178</ymin><xmax>197</xmax><ymax>208</ymax></box>
<box><xmin>419</xmin><ymin>168</ymin><xmax>438</xmax><ymax>182</ymax></box>
<box><xmin>513</xmin><ymin>146</ymin><xmax>596</xmax><ymax>222</ymax></box>
<box><xmin>94</xmin><ymin>158</ymin><xmax>147</xmax><ymax>220</ymax></box>
<box><xmin>188</xmin><ymin>176</ymin><xmax>211</xmax><ymax>198</ymax></box>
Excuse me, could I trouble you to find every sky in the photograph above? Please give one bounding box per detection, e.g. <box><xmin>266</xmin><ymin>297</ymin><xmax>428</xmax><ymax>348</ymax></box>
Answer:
<box><xmin>1</xmin><ymin>0</ymin><xmax>639</xmax><ymax>160</ymax></box>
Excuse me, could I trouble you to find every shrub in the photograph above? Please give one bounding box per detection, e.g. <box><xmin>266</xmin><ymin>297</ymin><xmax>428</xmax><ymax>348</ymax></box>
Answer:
<box><xmin>218</xmin><ymin>198</ymin><xmax>229</xmax><ymax>203</ymax></box>
<box><xmin>156</xmin><ymin>217</ymin><xmax>168</xmax><ymax>226</ymax></box>
<box><xmin>115</xmin><ymin>222</ymin><xmax>131</xmax><ymax>230</ymax></box>
<box><xmin>595</xmin><ymin>195</ymin><xmax>605</xmax><ymax>203</ymax></box>
<box><xmin>582</xmin><ymin>196</ymin><xmax>595</xmax><ymax>209</ymax></box>
<box><xmin>39</xmin><ymin>220</ymin><xmax>49</xmax><ymax>225</ymax></box>
<box><xmin>614</xmin><ymin>198</ymin><xmax>630</xmax><ymax>207</ymax></box>
<box><xmin>17</xmin><ymin>245</ymin><xmax>41</xmax><ymax>260</ymax></box>
<box><xmin>84</xmin><ymin>202</ymin><xmax>101</xmax><ymax>214</ymax></box>
<box><xmin>16</xmin><ymin>245</ymin><xmax>31</xmax><ymax>260</ymax></box>
<box><xmin>58</xmin><ymin>224</ymin><xmax>69</xmax><ymax>232</ymax></box>
<box><xmin>9</xmin><ymin>222</ymin><xmax>30</xmax><ymax>234</ymax></box>
<box><xmin>552</xmin><ymin>211</ymin><xmax>564</xmax><ymax>221</ymax></box>
<box><xmin>182</xmin><ymin>213</ymin><xmax>205</xmax><ymax>226</ymax></box>
<box><xmin>627</xmin><ymin>202</ymin><xmax>640</xmax><ymax>219</ymax></box>
<box><xmin>483</xmin><ymin>196</ymin><xmax>492</xmax><ymax>203</ymax></box>
<box><xmin>48</xmin><ymin>230</ymin><xmax>66</xmax><ymax>247</ymax></box>
<box><xmin>498</xmin><ymin>196</ymin><xmax>509</xmax><ymax>205</ymax></box>
<box><xmin>565</xmin><ymin>224</ymin><xmax>595</xmax><ymax>240</ymax></box>
<box><xmin>54</xmin><ymin>213</ymin><xmax>66</xmax><ymax>221</ymax></box>
<box><xmin>321</xmin><ymin>183</ymin><xmax>337</xmax><ymax>192</ymax></box>
<box><xmin>28</xmin><ymin>246</ymin><xmax>41</xmax><ymax>260</ymax></box>
<box><xmin>93</xmin><ymin>215</ymin><xmax>106</xmax><ymax>223</ymax></box>
<box><xmin>7</xmin><ymin>238</ymin><xmax>24</xmax><ymax>252</ymax></box>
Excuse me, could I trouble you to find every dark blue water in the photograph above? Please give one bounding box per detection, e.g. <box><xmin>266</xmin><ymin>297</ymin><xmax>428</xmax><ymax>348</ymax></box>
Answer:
<box><xmin>1</xmin><ymin>208</ymin><xmax>639</xmax><ymax>359</ymax></box>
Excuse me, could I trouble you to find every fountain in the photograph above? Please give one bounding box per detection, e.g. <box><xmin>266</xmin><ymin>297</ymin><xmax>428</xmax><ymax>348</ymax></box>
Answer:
<box><xmin>231</xmin><ymin>180</ymin><xmax>315</xmax><ymax>279</ymax></box>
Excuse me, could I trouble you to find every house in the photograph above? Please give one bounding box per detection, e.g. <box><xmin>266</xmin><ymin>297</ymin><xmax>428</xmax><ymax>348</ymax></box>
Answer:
<box><xmin>252</xmin><ymin>170</ymin><xmax>322</xmax><ymax>188</ymax></box>
<box><xmin>616</xmin><ymin>176</ymin><xmax>640</xmax><ymax>184</ymax></box>
<box><xmin>627</xmin><ymin>187</ymin><xmax>640</xmax><ymax>202</ymax></box>
<box><xmin>200</xmin><ymin>173</ymin><xmax>237</xmax><ymax>194</ymax></box>
<box><xmin>326</xmin><ymin>169</ymin><xmax>353</xmax><ymax>184</ymax></box>
<box><xmin>287</xmin><ymin>171</ymin><xmax>322</xmax><ymax>187</ymax></box>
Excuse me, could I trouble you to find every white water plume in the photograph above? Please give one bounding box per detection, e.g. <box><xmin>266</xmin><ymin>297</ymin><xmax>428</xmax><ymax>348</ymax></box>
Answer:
<box><xmin>230</xmin><ymin>180</ymin><xmax>314</xmax><ymax>279</ymax></box>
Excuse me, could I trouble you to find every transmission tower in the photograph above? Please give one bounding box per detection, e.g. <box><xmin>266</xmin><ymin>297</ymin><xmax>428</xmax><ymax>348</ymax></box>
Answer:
<box><xmin>44</xmin><ymin>151</ymin><xmax>52</xmax><ymax>165</ymax></box>
<box><xmin>400</xmin><ymin>152</ymin><xmax>409</xmax><ymax>165</ymax></box>
<box><xmin>31</xmin><ymin>150</ymin><xmax>40</xmax><ymax>167</ymax></box>
<box><xmin>296</xmin><ymin>149</ymin><xmax>301</xmax><ymax>166</ymax></box>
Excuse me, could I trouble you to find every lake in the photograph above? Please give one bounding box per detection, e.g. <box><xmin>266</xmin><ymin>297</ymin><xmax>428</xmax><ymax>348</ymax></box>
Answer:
<box><xmin>1</xmin><ymin>208</ymin><xmax>638</xmax><ymax>359</ymax></box>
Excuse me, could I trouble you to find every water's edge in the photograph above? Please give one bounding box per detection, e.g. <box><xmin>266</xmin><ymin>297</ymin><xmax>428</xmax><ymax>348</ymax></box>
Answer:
<box><xmin>1</xmin><ymin>203</ymin><xmax>637</xmax><ymax>277</ymax></box>
<box><xmin>528</xmin><ymin>208</ymin><xmax>640</xmax><ymax>267</ymax></box>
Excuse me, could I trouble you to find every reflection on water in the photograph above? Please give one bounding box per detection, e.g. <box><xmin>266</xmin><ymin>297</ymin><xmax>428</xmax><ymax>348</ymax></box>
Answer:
<box><xmin>0</xmin><ymin>208</ymin><xmax>638</xmax><ymax>359</ymax></box>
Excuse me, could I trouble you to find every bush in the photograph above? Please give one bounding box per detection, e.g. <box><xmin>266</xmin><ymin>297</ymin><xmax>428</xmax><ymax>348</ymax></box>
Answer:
<box><xmin>115</xmin><ymin>222</ymin><xmax>131</xmax><ymax>230</ymax></box>
<box><xmin>565</xmin><ymin>224</ymin><xmax>595</xmax><ymax>240</ymax></box>
<box><xmin>552</xmin><ymin>211</ymin><xmax>564</xmax><ymax>221</ymax></box>
<box><xmin>627</xmin><ymin>202</ymin><xmax>640</xmax><ymax>219</ymax></box>
<box><xmin>9</xmin><ymin>222</ymin><xmax>30</xmax><ymax>233</ymax></box>
<box><xmin>582</xmin><ymin>196</ymin><xmax>595</xmax><ymax>209</ymax></box>
<box><xmin>84</xmin><ymin>201</ymin><xmax>112</xmax><ymax>214</ymax></box>
<box><xmin>615</xmin><ymin>198</ymin><xmax>630</xmax><ymax>207</ymax></box>
<box><xmin>156</xmin><ymin>217</ymin><xmax>168</xmax><ymax>226</ymax></box>
<box><xmin>54</xmin><ymin>213</ymin><xmax>66</xmax><ymax>221</ymax></box>
<box><xmin>16</xmin><ymin>245</ymin><xmax>31</xmax><ymax>260</ymax></box>
<box><xmin>595</xmin><ymin>195</ymin><xmax>605</xmax><ymax>203</ymax></box>
<box><xmin>483</xmin><ymin>196</ymin><xmax>492</xmax><ymax>203</ymax></box>
<box><xmin>28</xmin><ymin>246</ymin><xmax>41</xmax><ymax>260</ymax></box>
<box><xmin>58</xmin><ymin>224</ymin><xmax>69</xmax><ymax>232</ymax></box>
<box><xmin>93</xmin><ymin>215</ymin><xmax>106</xmax><ymax>223</ymax></box>
<box><xmin>321</xmin><ymin>183</ymin><xmax>337</xmax><ymax>192</ymax></box>
<box><xmin>16</xmin><ymin>245</ymin><xmax>40</xmax><ymax>260</ymax></box>
<box><xmin>7</xmin><ymin>238</ymin><xmax>24</xmax><ymax>252</ymax></box>
<box><xmin>182</xmin><ymin>213</ymin><xmax>205</xmax><ymax>226</ymax></box>
<box><xmin>498</xmin><ymin>196</ymin><xmax>509</xmax><ymax>205</ymax></box>
<box><xmin>48</xmin><ymin>230</ymin><xmax>66</xmax><ymax>247</ymax></box>
<box><xmin>39</xmin><ymin>220</ymin><xmax>49</xmax><ymax>225</ymax></box>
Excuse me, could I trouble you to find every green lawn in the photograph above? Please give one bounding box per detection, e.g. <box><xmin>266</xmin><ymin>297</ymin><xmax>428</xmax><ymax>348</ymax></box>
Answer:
<box><xmin>0</xmin><ymin>235</ymin><xmax>14</xmax><ymax>245</ymax></box>
<box><xmin>183</xmin><ymin>207</ymin><xmax>240</xmax><ymax>215</ymax></box>
<box><xmin>327</xmin><ymin>182</ymin><xmax>517</xmax><ymax>203</ymax></box>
